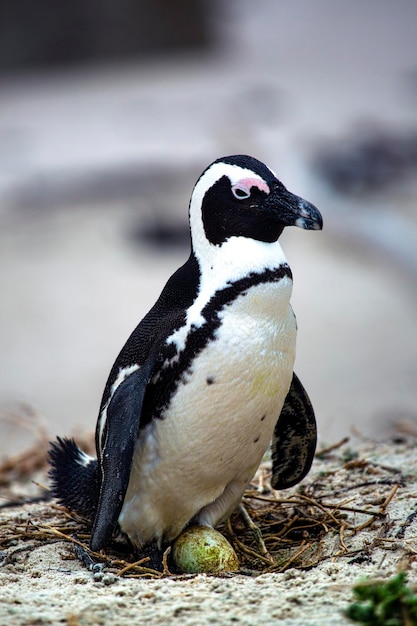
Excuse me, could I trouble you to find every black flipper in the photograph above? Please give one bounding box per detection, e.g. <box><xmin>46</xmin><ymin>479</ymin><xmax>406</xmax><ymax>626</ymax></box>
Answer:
<box><xmin>90</xmin><ymin>358</ymin><xmax>155</xmax><ymax>551</ymax></box>
<box><xmin>48</xmin><ymin>437</ymin><xmax>100</xmax><ymax>520</ymax></box>
<box><xmin>270</xmin><ymin>372</ymin><xmax>317</xmax><ymax>490</ymax></box>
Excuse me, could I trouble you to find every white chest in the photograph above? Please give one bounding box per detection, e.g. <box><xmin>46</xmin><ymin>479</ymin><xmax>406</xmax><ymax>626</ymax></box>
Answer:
<box><xmin>119</xmin><ymin>275</ymin><xmax>297</xmax><ymax>546</ymax></box>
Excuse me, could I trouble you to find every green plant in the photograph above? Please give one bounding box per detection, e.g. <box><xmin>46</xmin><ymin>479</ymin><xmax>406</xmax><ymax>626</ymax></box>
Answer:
<box><xmin>345</xmin><ymin>572</ymin><xmax>417</xmax><ymax>625</ymax></box>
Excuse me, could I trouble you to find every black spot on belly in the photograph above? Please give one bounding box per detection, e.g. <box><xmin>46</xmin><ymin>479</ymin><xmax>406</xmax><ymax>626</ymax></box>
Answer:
<box><xmin>206</xmin><ymin>376</ymin><xmax>215</xmax><ymax>385</ymax></box>
<box><xmin>260</xmin><ymin>414</ymin><xmax>266</xmax><ymax>422</ymax></box>
<box><xmin>253</xmin><ymin>435</ymin><xmax>260</xmax><ymax>444</ymax></box>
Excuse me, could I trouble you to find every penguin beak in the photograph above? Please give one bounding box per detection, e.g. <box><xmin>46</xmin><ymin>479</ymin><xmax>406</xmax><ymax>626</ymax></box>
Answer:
<box><xmin>265</xmin><ymin>186</ymin><xmax>323</xmax><ymax>231</ymax></box>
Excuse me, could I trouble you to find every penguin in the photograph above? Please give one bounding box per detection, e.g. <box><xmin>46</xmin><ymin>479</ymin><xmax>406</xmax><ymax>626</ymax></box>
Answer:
<box><xmin>49</xmin><ymin>154</ymin><xmax>323</xmax><ymax>553</ymax></box>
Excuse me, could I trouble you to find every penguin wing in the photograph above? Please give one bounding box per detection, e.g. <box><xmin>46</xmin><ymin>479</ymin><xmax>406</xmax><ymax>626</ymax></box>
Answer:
<box><xmin>88</xmin><ymin>253</ymin><xmax>200</xmax><ymax>551</ymax></box>
<box><xmin>90</xmin><ymin>356</ymin><xmax>156</xmax><ymax>551</ymax></box>
<box><xmin>270</xmin><ymin>372</ymin><xmax>317</xmax><ymax>490</ymax></box>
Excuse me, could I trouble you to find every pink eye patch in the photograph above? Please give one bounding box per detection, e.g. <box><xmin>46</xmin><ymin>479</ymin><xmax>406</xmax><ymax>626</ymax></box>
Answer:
<box><xmin>234</xmin><ymin>177</ymin><xmax>270</xmax><ymax>196</ymax></box>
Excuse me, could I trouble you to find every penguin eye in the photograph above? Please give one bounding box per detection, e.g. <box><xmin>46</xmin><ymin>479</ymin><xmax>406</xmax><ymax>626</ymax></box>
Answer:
<box><xmin>231</xmin><ymin>185</ymin><xmax>251</xmax><ymax>200</ymax></box>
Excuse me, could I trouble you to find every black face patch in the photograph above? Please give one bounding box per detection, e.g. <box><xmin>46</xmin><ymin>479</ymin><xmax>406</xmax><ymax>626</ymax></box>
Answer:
<box><xmin>201</xmin><ymin>176</ymin><xmax>284</xmax><ymax>245</ymax></box>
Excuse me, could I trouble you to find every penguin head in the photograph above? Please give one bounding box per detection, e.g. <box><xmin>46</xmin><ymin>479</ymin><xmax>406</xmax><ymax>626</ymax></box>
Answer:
<box><xmin>189</xmin><ymin>155</ymin><xmax>322</xmax><ymax>250</ymax></box>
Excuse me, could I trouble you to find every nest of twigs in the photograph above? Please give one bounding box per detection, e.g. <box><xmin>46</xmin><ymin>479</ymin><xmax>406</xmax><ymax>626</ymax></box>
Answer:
<box><xmin>0</xmin><ymin>430</ymin><xmax>410</xmax><ymax>579</ymax></box>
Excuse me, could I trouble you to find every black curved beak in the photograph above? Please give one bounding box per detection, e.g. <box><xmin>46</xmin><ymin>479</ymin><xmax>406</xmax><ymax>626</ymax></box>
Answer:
<box><xmin>291</xmin><ymin>196</ymin><xmax>323</xmax><ymax>231</ymax></box>
<box><xmin>265</xmin><ymin>185</ymin><xmax>323</xmax><ymax>231</ymax></box>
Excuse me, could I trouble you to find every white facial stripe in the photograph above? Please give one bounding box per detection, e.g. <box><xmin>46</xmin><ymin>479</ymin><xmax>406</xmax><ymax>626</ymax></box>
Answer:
<box><xmin>208</xmin><ymin>162</ymin><xmax>269</xmax><ymax>186</ymax></box>
<box><xmin>191</xmin><ymin>162</ymin><xmax>270</xmax><ymax>217</ymax></box>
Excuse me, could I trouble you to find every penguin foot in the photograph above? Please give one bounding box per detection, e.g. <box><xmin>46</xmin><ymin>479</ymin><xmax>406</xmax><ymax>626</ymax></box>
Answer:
<box><xmin>139</xmin><ymin>543</ymin><xmax>165</xmax><ymax>572</ymax></box>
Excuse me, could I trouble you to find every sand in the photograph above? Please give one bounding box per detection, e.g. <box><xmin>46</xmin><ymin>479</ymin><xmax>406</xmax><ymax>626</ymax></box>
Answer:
<box><xmin>1</xmin><ymin>436</ymin><xmax>417</xmax><ymax>626</ymax></box>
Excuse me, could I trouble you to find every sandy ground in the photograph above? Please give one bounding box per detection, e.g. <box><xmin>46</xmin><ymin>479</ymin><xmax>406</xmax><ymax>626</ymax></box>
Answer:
<box><xmin>1</xmin><ymin>436</ymin><xmax>417</xmax><ymax>626</ymax></box>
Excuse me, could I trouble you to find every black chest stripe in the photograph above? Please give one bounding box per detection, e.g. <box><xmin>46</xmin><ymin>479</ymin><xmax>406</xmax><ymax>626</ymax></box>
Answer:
<box><xmin>141</xmin><ymin>264</ymin><xmax>292</xmax><ymax>423</ymax></box>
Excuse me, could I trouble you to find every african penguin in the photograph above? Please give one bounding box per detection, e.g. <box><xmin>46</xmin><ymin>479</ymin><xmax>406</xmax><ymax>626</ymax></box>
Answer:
<box><xmin>49</xmin><ymin>154</ymin><xmax>323</xmax><ymax>553</ymax></box>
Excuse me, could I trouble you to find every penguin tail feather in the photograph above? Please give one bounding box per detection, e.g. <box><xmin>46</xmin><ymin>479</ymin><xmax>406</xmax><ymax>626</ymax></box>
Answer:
<box><xmin>48</xmin><ymin>437</ymin><xmax>100</xmax><ymax>521</ymax></box>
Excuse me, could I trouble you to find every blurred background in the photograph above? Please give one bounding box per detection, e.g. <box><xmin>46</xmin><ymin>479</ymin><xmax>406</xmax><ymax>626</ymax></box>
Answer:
<box><xmin>1</xmin><ymin>0</ymin><xmax>417</xmax><ymax>459</ymax></box>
